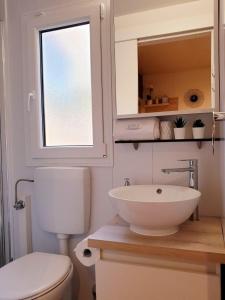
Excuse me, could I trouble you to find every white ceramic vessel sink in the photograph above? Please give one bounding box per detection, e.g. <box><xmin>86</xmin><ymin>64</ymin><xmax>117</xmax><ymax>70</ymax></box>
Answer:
<box><xmin>109</xmin><ymin>185</ymin><xmax>201</xmax><ymax>236</ymax></box>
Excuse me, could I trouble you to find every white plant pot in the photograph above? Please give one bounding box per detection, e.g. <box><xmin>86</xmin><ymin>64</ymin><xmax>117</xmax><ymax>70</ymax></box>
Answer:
<box><xmin>174</xmin><ymin>127</ymin><xmax>186</xmax><ymax>139</ymax></box>
<box><xmin>192</xmin><ymin>127</ymin><xmax>205</xmax><ymax>139</ymax></box>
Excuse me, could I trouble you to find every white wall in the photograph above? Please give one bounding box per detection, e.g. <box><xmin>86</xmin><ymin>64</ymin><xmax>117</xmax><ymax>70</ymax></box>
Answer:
<box><xmin>113</xmin><ymin>116</ymin><xmax>222</xmax><ymax>217</ymax></box>
<box><xmin>0</xmin><ymin>16</ymin><xmax>11</xmax><ymax>264</ymax></box>
<box><xmin>2</xmin><ymin>1</ymin><xmax>225</xmax><ymax>300</ymax></box>
<box><xmin>143</xmin><ymin>68</ymin><xmax>211</xmax><ymax>110</ymax></box>
<box><xmin>112</xmin><ymin>118</ymin><xmax>222</xmax><ymax>218</ymax></box>
<box><xmin>3</xmin><ymin>1</ymin><xmax>115</xmax><ymax>299</ymax></box>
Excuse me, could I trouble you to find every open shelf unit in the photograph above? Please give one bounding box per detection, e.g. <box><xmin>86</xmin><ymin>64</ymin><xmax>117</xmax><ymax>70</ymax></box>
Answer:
<box><xmin>115</xmin><ymin>138</ymin><xmax>223</xmax><ymax>150</ymax></box>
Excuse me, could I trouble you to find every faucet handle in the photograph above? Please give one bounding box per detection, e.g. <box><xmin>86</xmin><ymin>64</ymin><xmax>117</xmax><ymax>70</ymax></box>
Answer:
<box><xmin>178</xmin><ymin>159</ymin><xmax>198</xmax><ymax>162</ymax></box>
<box><xmin>178</xmin><ymin>159</ymin><xmax>198</xmax><ymax>167</ymax></box>
<box><xmin>124</xmin><ymin>178</ymin><xmax>130</xmax><ymax>186</ymax></box>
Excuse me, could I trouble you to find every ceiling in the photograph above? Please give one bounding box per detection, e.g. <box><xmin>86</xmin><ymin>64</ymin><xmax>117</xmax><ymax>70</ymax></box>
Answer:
<box><xmin>114</xmin><ymin>0</ymin><xmax>197</xmax><ymax>17</ymax></box>
<box><xmin>138</xmin><ymin>33</ymin><xmax>211</xmax><ymax>75</ymax></box>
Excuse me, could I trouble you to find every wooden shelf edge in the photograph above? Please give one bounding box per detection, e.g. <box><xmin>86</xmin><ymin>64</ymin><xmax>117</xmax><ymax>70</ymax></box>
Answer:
<box><xmin>87</xmin><ymin>217</ymin><xmax>225</xmax><ymax>264</ymax></box>
<box><xmin>143</xmin><ymin>103</ymin><xmax>170</xmax><ymax>108</ymax></box>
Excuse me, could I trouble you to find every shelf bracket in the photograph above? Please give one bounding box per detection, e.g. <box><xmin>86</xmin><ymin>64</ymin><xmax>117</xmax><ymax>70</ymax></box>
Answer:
<box><xmin>133</xmin><ymin>142</ymin><xmax>139</xmax><ymax>150</ymax></box>
<box><xmin>197</xmin><ymin>141</ymin><xmax>202</xmax><ymax>149</ymax></box>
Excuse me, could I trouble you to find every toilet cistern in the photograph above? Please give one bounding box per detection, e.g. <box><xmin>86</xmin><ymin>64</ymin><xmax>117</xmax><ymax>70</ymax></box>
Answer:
<box><xmin>161</xmin><ymin>159</ymin><xmax>199</xmax><ymax>221</ymax></box>
<box><xmin>34</xmin><ymin>167</ymin><xmax>91</xmax><ymax>255</ymax></box>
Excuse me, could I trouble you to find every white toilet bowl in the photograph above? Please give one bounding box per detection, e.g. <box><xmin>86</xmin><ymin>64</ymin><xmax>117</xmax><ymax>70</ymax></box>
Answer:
<box><xmin>0</xmin><ymin>252</ymin><xmax>73</xmax><ymax>300</ymax></box>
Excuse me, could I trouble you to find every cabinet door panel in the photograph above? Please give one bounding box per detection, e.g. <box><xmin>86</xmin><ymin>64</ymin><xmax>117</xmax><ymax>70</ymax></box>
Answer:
<box><xmin>219</xmin><ymin>0</ymin><xmax>225</xmax><ymax>111</ymax></box>
<box><xmin>115</xmin><ymin>40</ymin><xmax>138</xmax><ymax>116</ymax></box>
<box><xmin>96</xmin><ymin>260</ymin><xmax>220</xmax><ymax>300</ymax></box>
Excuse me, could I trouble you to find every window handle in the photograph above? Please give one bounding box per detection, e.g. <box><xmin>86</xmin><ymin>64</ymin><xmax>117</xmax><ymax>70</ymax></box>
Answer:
<box><xmin>100</xmin><ymin>3</ymin><xmax>105</xmax><ymax>19</ymax></box>
<box><xmin>27</xmin><ymin>91</ymin><xmax>35</xmax><ymax>112</ymax></box>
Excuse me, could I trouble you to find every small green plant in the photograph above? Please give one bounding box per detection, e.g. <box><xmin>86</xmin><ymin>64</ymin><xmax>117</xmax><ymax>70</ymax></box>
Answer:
<box><xmin>174</xmin><ymin>117</ymin><xmax>187</xmax><ymax>128</ymax></box>
<box><xmin>192</xmin><ymin>119</ymin><xmax>205</xmax><ymax>128</ymax></box>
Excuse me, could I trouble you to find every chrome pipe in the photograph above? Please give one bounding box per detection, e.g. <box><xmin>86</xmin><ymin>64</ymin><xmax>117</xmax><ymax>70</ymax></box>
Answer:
<box><xmin>14</xmin><ymin>179</ymin><xmax>34</xmax><ymax>210</ymax></box>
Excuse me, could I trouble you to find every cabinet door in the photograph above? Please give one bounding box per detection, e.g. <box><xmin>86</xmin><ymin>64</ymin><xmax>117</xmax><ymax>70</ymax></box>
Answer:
<box><xmin>96</xmin><ymin>260</ymin><xmax>220</xmax><ymax>300</ymax></box>
<box><xmin>115</xmin><ymin>40</ymin><xmax>138</xmax><ymax>116</ymax></box>
<box><xmin>219</xmin><ymin>0</ymin><xmax>225</xmax><ymax>111</ymax></box>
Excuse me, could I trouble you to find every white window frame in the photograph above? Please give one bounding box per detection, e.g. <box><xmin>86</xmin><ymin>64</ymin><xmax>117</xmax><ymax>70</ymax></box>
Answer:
<box><xmin>22</xmin><ymin>1</ymin><xmax>109</xmax><ymax>162</ymax></box>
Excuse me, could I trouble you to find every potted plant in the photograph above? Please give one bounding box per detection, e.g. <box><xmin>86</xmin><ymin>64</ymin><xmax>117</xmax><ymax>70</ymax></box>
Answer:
<box><xmin>192</xmin><ymin>119</ymin><xmax>205</xmax><ymax>139</ymax></box>
<box><xmin>174</xmin><ymin>117</ymin><xmax>187</xmax><ymax>139</ymax></box>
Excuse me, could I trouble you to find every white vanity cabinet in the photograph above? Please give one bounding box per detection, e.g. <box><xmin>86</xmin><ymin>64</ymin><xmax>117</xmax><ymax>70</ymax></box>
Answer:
<box><xmin>88</xmin><ymin>218</ymin><xmax>225</xmax><ymax>300</ymax></box>
<box><xmin>96</xmin><ymin>255</ymin><xmax>220</xmax><ymax>300</ymax></box>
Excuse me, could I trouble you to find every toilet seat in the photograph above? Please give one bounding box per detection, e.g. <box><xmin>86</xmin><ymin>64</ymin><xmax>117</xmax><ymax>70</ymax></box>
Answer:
<box><xmin>25</xmin><ymin>263</ymin><xmax>73</xmax><ymax>300</ymax></box>
<box><xmin>0</xmin><ymin>252</ymin><xmax>73</xmax><ymax>300</ymax></box>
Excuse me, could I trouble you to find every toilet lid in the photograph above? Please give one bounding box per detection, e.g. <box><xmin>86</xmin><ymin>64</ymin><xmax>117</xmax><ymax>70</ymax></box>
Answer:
<box><xmin>0</xmin><ymin>252</ymin><xmax>72</xmax><ymax>300</ymax></box>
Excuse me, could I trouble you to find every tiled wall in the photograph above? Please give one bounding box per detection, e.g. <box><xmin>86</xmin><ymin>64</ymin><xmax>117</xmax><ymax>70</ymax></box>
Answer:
<box><xmin>113</xmin><ymin>116</ymin><xmax>222</xmax><ymax>217</ymax></box>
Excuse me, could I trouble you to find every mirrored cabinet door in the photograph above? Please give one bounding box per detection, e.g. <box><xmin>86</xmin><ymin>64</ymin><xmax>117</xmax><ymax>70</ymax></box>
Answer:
<box><xmin>114</xmin><ymin>0</ymin><xmax>215</xmax><ymax>118</ymax></box>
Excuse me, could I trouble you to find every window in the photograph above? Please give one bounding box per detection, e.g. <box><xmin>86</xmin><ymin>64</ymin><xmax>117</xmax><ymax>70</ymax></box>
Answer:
<box><xmin>22</xmin><ymin>1</ymin><xmax>110</xmax><ymax>163</ymax></box>
<box><xmin>40</xmin><ymin>23</ymin><xmax>93</xmax><ymax>147</ymax></box>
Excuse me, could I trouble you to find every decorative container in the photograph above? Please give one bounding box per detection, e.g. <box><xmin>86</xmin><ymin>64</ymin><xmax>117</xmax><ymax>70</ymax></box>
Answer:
<box><xmin>160</xmin><ymin>121</ymin><xmax>173</xmax><ymax>140</ymax></box>
<box><xmin>162</xmin><ymin>96</ymin><xmax>169</xmax><ymax>104</ymax></box>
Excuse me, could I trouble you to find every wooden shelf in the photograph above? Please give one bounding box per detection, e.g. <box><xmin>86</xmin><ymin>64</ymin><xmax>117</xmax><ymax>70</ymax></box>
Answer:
<box><xmin>88</xmin><ymin>216</ymin><xmax>225</xmax><ymax>264</ymax></box>
<box><xmin>115</xmin><ymin>138</ymin><xmax>223</xmax><ymax>150</ymax></box>
<box><xmin>139</xmin><ymin>97</ymin><xmax>178</xmax><ymax>113</ymax></box>
<box><xmin>143</xmin><ymin>102</ymin><xmax>169</xmax><ymax>108</ymax></box>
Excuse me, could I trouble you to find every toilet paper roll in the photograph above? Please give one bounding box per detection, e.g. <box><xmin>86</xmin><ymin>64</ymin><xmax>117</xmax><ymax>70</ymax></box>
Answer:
<box><xmin>74</xmin><ymin>238</ymin><xmax>100</xmax><ymax>267</ymax></box>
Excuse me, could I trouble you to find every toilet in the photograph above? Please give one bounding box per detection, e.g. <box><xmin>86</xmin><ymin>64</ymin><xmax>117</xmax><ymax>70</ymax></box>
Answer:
<box><xmin>0</xmin><ymin>252</ymin><xmax>73</xmax><ymax>300</ymax></box>
<box><xmin>0</xmin><ymin>167</ymin><xmax>90</xmax><ymax>300</ymax></box>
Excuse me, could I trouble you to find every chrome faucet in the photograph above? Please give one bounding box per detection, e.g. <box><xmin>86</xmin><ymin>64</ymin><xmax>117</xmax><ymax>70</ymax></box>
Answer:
<box><xmin>161</xmin><ymin>159</ymin><xmax>199</xmax><ymax>221</ymax></box>
<box><xmin>124</xmin><ymin>178</ymin><xmax>130</xmax><ymax>186</ymax></box>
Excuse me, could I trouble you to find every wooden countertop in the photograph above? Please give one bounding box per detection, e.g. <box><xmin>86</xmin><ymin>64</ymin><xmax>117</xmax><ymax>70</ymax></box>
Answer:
<box><xmin>88</xmin><ymin>216</ymin><xmax>225</xmax><ymax>264</ymax></box>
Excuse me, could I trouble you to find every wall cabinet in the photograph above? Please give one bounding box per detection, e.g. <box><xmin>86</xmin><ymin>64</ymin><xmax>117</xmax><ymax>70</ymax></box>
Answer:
<box><xmin>114</xmin><ymin>0</ymin><xmax>221</xmax><ymax>118</ymax></box>
<box><xmin>115</xmin><ymin>30</ymin><xmax>215</xmax><ymax>117</ymax></box>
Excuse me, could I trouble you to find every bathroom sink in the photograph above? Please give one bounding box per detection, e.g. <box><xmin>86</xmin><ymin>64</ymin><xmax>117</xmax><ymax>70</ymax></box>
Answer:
<box><xmin>109</xmin><ymin>185</ymin><xmax>201</xmax><ymax>236</ymax></box>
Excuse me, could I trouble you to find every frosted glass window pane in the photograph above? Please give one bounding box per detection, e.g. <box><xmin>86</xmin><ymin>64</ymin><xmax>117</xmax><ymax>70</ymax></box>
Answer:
<box><xmin>40</xmin><ymin>23</ymin><xmax>93</xmax><ymax>147</ymax></box>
